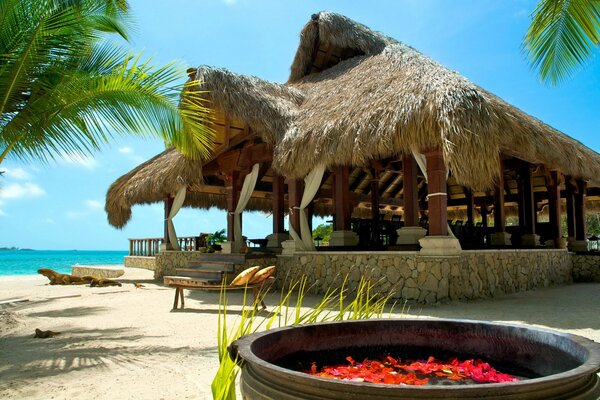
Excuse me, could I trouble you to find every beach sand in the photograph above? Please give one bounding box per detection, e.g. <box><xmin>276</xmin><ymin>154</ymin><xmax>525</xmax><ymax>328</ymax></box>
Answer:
<box><xmin>1</xmin><ymin>267</ymin><xmax>599</xmax><ymax>399</ymax></box>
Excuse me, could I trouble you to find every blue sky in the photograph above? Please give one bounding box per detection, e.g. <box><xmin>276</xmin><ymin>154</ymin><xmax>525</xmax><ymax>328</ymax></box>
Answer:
<box><xmin>1</xmin><ymin>0</ymin><xmax>599</xmax><ymax>250</ymax></box>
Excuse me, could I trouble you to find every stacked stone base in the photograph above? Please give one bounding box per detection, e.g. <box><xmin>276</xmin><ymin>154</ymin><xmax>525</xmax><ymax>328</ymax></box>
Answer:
<box><xmin>277</xmin><ymin>249</ymin><xmax>572</xmax><ymax>304</ymax></box>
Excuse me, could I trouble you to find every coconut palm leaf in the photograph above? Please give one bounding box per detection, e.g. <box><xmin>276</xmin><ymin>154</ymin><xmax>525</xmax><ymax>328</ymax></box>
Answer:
<box><xmin>523</xmin><ymin>0</ymin><xmax>600</xmax><ymax>85</ymax></box>
<box><xmin>0</xmin><ymin>0</ymin><xmax>213</xmax><ymax>165</ymax></box>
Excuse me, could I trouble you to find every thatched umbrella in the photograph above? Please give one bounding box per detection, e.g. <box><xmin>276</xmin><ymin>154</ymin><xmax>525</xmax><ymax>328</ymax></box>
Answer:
<box><xmin>273</xmin><ymin>12</ymin><xmax>600</xmax><ymax>190</ymax></box>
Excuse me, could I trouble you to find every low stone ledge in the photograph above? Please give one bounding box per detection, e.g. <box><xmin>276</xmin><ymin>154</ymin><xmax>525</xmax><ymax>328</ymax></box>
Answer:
<box><xmin>72</xmin><ymin>264</ymin><xmax>124</xmax><ymax>278</ymax></box>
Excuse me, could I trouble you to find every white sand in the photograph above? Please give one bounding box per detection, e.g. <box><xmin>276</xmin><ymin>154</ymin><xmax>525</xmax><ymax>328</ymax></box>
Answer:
<box><xmin>1</xmin><ymin>268</ymin><xmax>599</xmax><ymax>399</ymax></box>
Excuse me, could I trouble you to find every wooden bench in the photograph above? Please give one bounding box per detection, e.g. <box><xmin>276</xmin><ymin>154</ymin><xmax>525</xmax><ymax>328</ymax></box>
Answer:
<box><xmin>163</xmin><ymin>275</ymin><xmax>274</xmax><ymax>311</ymax></box>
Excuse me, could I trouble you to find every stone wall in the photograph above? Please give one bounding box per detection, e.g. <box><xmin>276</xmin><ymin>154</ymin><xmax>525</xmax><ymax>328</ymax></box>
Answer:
<box><xmin>154</xmin><ymin>251</ymin><xmax>276</xmax><ymax>279</ymax></box>
<box><xmin>154</xmin><ymin>251</ymin><xmax>204</xmax><ymax>278</ymax></box>
<box><xmin>572</xmin><ymin>254</ymin><xmax>600</xmax><ymax>282</ymax></box>
<box><xmin>124</xmin><ymin>256</ymin><xmax>156</xmax><ymax>271</ymax></box>
<box><xmin>277</xmin><ymin>249</ymin><xmax>572</xmax><ymax>304</ymax></box>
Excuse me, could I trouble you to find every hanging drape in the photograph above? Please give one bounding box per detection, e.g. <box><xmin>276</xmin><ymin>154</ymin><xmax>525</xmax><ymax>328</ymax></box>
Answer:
<box><xmin>167</xmin><ymin>186</ymin><xmax>187</xmax><ymax>250</ymax></box>
<box><xmin>234</xmin><ymin>163</ymin><xmax>260</xmax><ymax>249</ymax></box>
<box><xmin>289</xmin><ymin>165</ymin><xmax>325</xmax><ymax>251</ymax></box>
<box><xmin>411</xmin><ymin>151</ymin><xmax>455</xmax><ymax>238</ymax></box>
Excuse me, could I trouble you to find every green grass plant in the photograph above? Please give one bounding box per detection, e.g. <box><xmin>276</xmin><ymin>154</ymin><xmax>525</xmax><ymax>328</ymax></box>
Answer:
<box><xmin>211</xmin><ymin>273</ymin><xmax>398</xmax><ymax>400</ymax></box>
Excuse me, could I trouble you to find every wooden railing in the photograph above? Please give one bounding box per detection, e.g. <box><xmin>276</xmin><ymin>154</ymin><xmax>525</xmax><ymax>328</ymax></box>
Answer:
<box><xmin>128</xmin><ymin>236</ymin><xmax>202</xmax><ymax>256</ymax></box>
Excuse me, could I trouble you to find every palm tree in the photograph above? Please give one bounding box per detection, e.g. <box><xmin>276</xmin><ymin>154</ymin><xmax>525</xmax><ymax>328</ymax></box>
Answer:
<box><xmin>0</xmin><ymin>0</ymin><xmax>213</xmax><ymax>166</ymax></box>
<box><xmin>523</xmin><ymin>0</ymin><xmax>600</xmax><ymax>85</ymax></box>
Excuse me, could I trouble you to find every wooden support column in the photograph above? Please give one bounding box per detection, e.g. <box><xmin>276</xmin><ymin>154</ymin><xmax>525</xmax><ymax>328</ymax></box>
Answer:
<box><xmin>480</xmin><ymin>200</ymin><xmax>488</xmax><ymax>229</ymax></box>
<box><xmin>425</xmin><ymin>149</ymin><xmax>448</xmax><ymax>236</ymax></box>
<box><xmin>369</xmin><ymin>163</ymin><xmax>381</xmax><ymax>243</ymax></box>
<box><xmin>288</xmin><ymin>178</ymin><xmax>302</xmax><ymax>236</ymax></box>
<box><xmin>225</xmin><ymin>171</ymin><xmax>240</xmax><ymax>242</ymax></box>
<box><xmin>163</xmin><ymin>195</ymin><xmax>174</xmax><ymax>250</ymax></box>
<box><xmin>546</xmin><ymin>171</ymin><xmax>562</xmax><ymax>247</ymax></box>
<box><xmin>465</xmin><ymin>189</ymin><xmax>475</xmax><ymax>226</ymax></box>
<box><xmin>521</xmin><ymin>164</ymin><xmax>536</xmax><ymax>235</ymax></box>
<box><xmin>334</xmin><ymin>165</ymin><xmax>351</xmax><ymax>231</ymax></box>
<box><xmin>565</xmin><ymin>177</ymin><xmax>576</xmax><ymax>239</ymax></box>
<box><xmin>494</xmin><ymin>161</ymin><xmax>506</xmax><ymax>232</ymax></box>
<box><xmin>272</xmin><ymin>174</ymin><xmax>285</xmax><ymax>234</ymax></box>
<box><xmin>402</xmin><ymin>154</ymin><xmax>419</xmax><ymax>227</ymax></box>
<box><xmin>575</xmin><ymin>179</ymin><xmax>587</xmax><ymax>241</ymax></box>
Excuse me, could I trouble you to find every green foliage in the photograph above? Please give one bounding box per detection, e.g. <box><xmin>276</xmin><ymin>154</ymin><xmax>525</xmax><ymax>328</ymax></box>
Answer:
<box><xmin>212</xmin><ymin>273</ymin><xmax>398</xmax><ymax>399</ymax></box>
<box><xmin>207</xmin><ymin>229</ymin><xmax>227</xmax><ymax>246</ymax></box>
<box><xmin>0</xmin><ymin>0</ymin><xmax>214</xmax><ymax>166</ymax></box>
<box><xmin>523</xmin><ymin>0</ymin><xmax>600</xmax><ymax>85</ymax></box>
<box><xmin>587</xmin><ymin>212</ymin><xmax>600</xmax><ymax>236</ymax></box>
<box><xmin>312</xmin><ymin>223</ymin><xmax>333</xmax><ymax>244</ymax></box>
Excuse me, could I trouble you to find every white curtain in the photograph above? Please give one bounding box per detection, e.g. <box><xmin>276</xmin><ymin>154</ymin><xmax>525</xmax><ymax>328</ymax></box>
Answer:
<box><xmin>289</xmin><ymin>165</ymin><xmax>325</xmax><ymax>251</ymax></box>
<box><xmin>167</xmin><ymin>186</ymin><xmax>187</xmax><ymax>250</ymax></box>
<box><xmin>233</xmin><ymin>163</ymin><xmax>260</xmax><ymax>249</ymax></box>
<box><xmin>411</xmin><ymin>151</ymin><xmax>455</xmax><ymax>238</ymax></box>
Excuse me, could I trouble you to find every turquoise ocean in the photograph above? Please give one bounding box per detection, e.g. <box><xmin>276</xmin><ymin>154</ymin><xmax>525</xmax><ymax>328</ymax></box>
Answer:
<box><xmin>0</xmin><ymin>250</ymin><xmax>128</xmax><ymax>276</ymax></box>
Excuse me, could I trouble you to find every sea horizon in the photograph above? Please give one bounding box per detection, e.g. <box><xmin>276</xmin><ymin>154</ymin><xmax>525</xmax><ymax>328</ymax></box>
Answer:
<box><xmin>0</xmin><ymin>249</ymin><xmax>128</xmax><ymax>277</ymax></box>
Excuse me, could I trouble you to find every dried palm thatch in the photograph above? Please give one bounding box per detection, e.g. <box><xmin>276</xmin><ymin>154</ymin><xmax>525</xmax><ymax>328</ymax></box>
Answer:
<box><xmin>274</xmin><ymin>12</ymin><xmax>600</xmax><ymax>190</ymax></box>
<box><xmin>105</xmin><ymin>147</ymin><xmax>277</xmax><ymax>228</ymax></box>
<box><xmin>105</xmin><ymin>148</ymin><xmax>203</xmax><ymax>228</ymax></box>
<box><xmin>190</xmin><ymin>66</ymin><xmax>303</xmax><ymax>145</ymax></box>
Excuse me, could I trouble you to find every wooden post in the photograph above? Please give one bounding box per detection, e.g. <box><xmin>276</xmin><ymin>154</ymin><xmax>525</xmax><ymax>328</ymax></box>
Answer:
<box><xmin>565</xmin><ymin>177</ymin><xmax>576</xmax><ymax>239</ymax></box>
<box><xmin>163</xmin><ymin>195</ymin><xmax>174</xmax><ymax>250</ymax></box>
<box><xmin>272</xmin><ymin>174</ymin><xmax>285</xmax><ymax>234</ymax></box>
<box><xmin>370</xmin><ymin>165</ymin><xmax>381</xmax><ymax>243</ymax></box>
<box><xmin>480</xmin><ymin>200</ymin><xmax>488</xmax><ymax>229</ymax></box>
<box><xmin>521</xmin><ymin>164</ymin><xmax>536</xmax><ymax>235</ymax></box>
<box><xmin>425</xmin><ymin>149</ymin><xmax>448</xmax><ymax>236</ymax></box>
<box><xmin>575</xmin><ymin>179</ymin><xmax>587</xmax><ymax>241</ymax></box>
<box><xmin>493</xmin><ymin>161</ymin><xmax>506</xmax><ymax>232</ymax></box>
<box><xmin>402</xmin><ymin>154</ymin><xmax>419</xmax><ymax>227</ymax></box>
<box><xmin>225</xmin><ymin>171</ymin><xmax>240</xmax><ymax>242</ymax></box>
<box><xmin>288</xmin><ymin>178</ymin><xmax>302</xmax><ymax>235</ymax></box>
<box><xmin>334</xmin><ymin>165</ymin><xmax>351</xmax><ymax>231</ymax></box>
<box><xmin>547</xmin><ymin>171</ymin><xmax>562</xmax><ymax>247</ymax></box>
<box><xmin>465</xmin><ymin>189</ymin><xmax>474</xmax><ymax>226</ymax></box>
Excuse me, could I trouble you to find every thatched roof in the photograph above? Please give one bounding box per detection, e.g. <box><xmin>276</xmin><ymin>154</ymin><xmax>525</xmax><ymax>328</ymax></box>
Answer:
<box><xmin>106</xmin><ymin>11</ymin><xmax>600</xmax><ymax>228</ymax></box>
<box><xmin>190</xmin><ymin>66</ymin><xmax>303</xmax><ymax>145</ymax></box>
<box><xmin>273</xmin><ymin>12</ymin><xmax>600</xmax><ymax>189</ymax></box>
<box><xmin>105</xmin><ymin>147</ymin><xmax>279</xmax><ymax>228</ymax></box>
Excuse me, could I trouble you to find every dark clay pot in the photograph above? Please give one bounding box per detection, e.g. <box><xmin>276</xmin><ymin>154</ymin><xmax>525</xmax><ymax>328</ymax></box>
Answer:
<box><xmin>230</xmin><ymin>319</ymin><xmax>600</xmax><ymax>400</ymax></box>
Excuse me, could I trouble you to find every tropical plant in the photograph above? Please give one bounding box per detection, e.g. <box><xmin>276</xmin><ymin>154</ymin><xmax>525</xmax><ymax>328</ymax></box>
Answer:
<box><xmin>212</xmin><ymin>274</ymin><xmax>399</xmax><ymax>399</ymax></box>
<box><xmin>207</xmin><ymin>229</ymin><xmax>227</xmax><ymax>246</ymax></box>
<box><xmin>0</xmin><ymin>0</ymin><xmax>214</xmax><ymax>166</ymax></box>
<box><xmin>312</xmin><ymin>223</ymin><xmax>333</xmax><ymax>244</ymax></box>
<box><xmin>523</xmin><ymin>0</ymin><xmax>600</xmax><ymax>85</ymax></box>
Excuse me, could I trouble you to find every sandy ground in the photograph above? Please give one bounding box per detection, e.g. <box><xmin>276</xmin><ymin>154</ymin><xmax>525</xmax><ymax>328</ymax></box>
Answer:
<box><xmin>1</xmin><ymin>267</ymin><xmax>599</xmax><ymax>400</ymax></box>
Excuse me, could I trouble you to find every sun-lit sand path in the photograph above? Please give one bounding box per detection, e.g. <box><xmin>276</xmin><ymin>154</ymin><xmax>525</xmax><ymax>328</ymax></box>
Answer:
<box><xmin>1</xmin><ymin>267</ymin><xmax>598</xmax><ymax>399</ymax></box>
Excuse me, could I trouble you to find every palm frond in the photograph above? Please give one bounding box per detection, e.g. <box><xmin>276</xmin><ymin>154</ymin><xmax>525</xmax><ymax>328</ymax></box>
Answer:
<box><xmin>523</xmin><ymin>0</ymin><xmax>600</xmax><ymax>85</ymax></box>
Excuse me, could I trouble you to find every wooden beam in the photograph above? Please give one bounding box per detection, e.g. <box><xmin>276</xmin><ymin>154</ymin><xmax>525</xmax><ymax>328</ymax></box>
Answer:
<box><xmin>272</xmin><ymin>174</ymin><xmax>284</xmax><ymax>234</ymax></box>
<box><xmin>520</xmin><ymin>163</ymin><xmax>536</xmax><ymax>234</ymax></box>
<box><xmin>494</xmin><ymin>160</ymin><xmax>506</xmax><ymax>232</ymax></box>
<box><xmin>225</xmin><ymin>171</ymin><xmax>241</xmax><ymax>242</ymax></box>
<box><xmin>334</xmin><ymin>165</ymin><xmax>351</xmax><ymax>231</ymax></box>
<box><xmin>575</xmin><ymin>179</ymin><xmax>587</xmax><ymax>241</ymax></box>
<box><xmin>425</xmin><ymin>149</ymin><xmax>448</xmax><ymax>236</ymax></box>
<box><xmin>547</xmin><ymin>170</ymin><xmax>562</xmax><ymax>247</ymax></box>
<box><xmin>288</xmin><ymin>178</ymin><xmax>302</xmax><ymax>235</ymax></box>
<box><xmin>464</xmin><ymin>188</ymin><xmax>475</xmax><ymax>225</ymax></box>
<box><xmin>403</xmin><ymin>155</ymin><xmax>419</xmax><ymax>227</ymax></box>
<box><xmin>565</xmin><ymin>176</ymin><xmax>576</xmax><ymax>239</ymax></box>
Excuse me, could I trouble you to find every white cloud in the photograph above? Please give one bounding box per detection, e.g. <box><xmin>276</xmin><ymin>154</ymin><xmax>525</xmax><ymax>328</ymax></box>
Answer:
<box><xmin>66</xmin><ymin>210</ymin><xmax>85</xmax><ymax>220</ymax></box>
<box><xmin>118</xmin><ymin>147</ymin><xmax>133</xmax><ymax>154</ymax></box>
<box><xmin>59</xmin><ymin>153</ymin><xmax>99</xmax><ymax>169</ymax></box>
<box><xmin>3</xmin><ymin>167</ymin><xmax>31</xmax><ymax>180</ymax></box>
<box><xmin>85</xmin><ymin>199</ymin><xmax>104</xmax><ymax>211</ymax></box>
<box><xmin>222</xmin><ymin>0</ymin><xmax>237</xmax><ymax>5</ymax></box>
<box><xmin>0</xmin><ymin>200</ymin><xmax>5</xmax><ymax>216</ymax></box>
<box><xmin>0</xmin><ymin>182</ymin><xmax>45</xmax><ymax>200</ymax></box>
